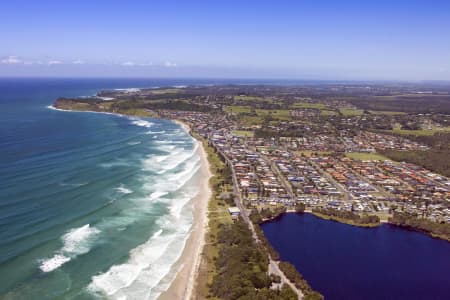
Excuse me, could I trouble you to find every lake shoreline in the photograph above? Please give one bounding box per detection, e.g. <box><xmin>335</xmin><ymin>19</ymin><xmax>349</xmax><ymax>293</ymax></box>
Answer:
<box><xmin>259</xmin><ymin>210</ymin><xmax>449</xmax><ymax>242</ymax></box>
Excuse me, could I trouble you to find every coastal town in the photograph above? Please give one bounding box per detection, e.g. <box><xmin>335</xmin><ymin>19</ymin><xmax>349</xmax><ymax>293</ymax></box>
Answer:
<box><xmin>56</xmin><ymin>84</ymin><xmax>450</xmax><ymax>226</ymax></box>
<box><xmin>162</xmin><ymin>112</ymin><xmax>448</xmax><ymax>222</ymax></box>
<box><xmin>54</xmin><ymin>84</ymin><xmax>450</xmax><ymax>299</ymax></box>
<box><xmin>157</xmin><ymin>102</ymin><xmax>450</xmax><ymax>226</ymax></box>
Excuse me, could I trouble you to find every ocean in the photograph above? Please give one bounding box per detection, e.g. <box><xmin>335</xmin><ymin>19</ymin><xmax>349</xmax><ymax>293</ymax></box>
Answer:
<box><xmin>0</xmin><ymin>78</ymin><xmax>230</xmax><ymax>299</ymax></box>
<box><xmin>262</xmin><ymin>213</ymin><xmax>450</xmax><ymax>300</ymax></box>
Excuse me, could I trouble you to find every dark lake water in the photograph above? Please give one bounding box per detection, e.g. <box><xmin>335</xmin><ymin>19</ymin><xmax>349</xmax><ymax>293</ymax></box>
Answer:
<box><xmin>261</xmin><ymin>213</ymin><xmax>450</xmax><ymax>300</ymax></box>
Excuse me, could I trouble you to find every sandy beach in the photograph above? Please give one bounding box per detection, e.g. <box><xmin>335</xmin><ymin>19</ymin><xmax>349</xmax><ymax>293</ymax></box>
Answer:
<box><xmin>158</xmin><ymin>121</ymin><xmax>211</xmax><ymax>300</ymax></box>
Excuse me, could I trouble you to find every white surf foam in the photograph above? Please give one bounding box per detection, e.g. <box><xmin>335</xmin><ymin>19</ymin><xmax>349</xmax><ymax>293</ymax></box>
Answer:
<box><xmin>47</xmin><ymin>105</ymin><xmax>125</xmax><ymax>117</ymax></box>
<box><xmin>115</xmin><ymin>185</ymin><xmax>133</xmax><ymax>194</ymax></box>
<box><xmin>39</xmin><ymin>254</ymin><xmax>71</xmax><ymax>273</ymax></box>
<box><xmin>149</xmin><ymin>191</ymin><xmax>169</xmax><ymax>201</ymax></box>
<box><xmin>88</xmin><ymin>229</ymin><xmax>170</xmax><ymax>296</ymax></box>
<box><xmin>86</xmin><ymin>137</ymin><xmax>201</xmax><ymax>295</ymax></box>
<box><xmin>114</xmin><ymin>88</ymin><xmax>141</xmax><ymax>93</ymax></box>
<box><xmin>145</xmin><ymin>130</ymin><xmax>166</xmax><ymax>135</ymax></box>
<box><xmin>154</xmin><ymin>140</ymin><xmax>186</xmax><ymax>145</ymax></box>
<box><xmin>87</xmin><ymin>193</ymin><xmax>196</xmax><ymax>300</ymax></box>
<box><xmin>143</xmin><ymin>141</ymin><xmax>199</xmax><ymax>174</ymax></box>
<box><xmin>131</xmin><ymin>119</ymin><xmax>154</xmax><ymax>128</ymax></box>
<box><xmin>127</xmin><ymin>141</ymin><xmax>142</xmax><ymax>145</ymax></box>
<box><xmin>100</xmin><ymin>160</ymin><xmax>132</xmax><ymax>168</ymax></box>
<box><xmin>39</xmin><ymin>224</ymin><xmax>100</xmax><ymax>272</ymax></box>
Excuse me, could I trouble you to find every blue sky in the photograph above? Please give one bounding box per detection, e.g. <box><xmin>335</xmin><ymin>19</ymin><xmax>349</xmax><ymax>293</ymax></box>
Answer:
<box><xmin>1</xmin><ymin>0</ymin><xmax>450</xmax><ymax>80</ymax></box>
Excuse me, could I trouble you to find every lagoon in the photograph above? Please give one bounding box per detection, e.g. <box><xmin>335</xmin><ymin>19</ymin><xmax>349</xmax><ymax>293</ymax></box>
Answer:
<box><xmin>262</xmin><ymin>213</ymin><xmax>450</xmax><ymax>300</ymax></box>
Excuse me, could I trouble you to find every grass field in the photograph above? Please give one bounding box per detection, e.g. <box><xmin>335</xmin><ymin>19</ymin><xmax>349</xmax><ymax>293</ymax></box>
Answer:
<box><xmin>389</xmin><ymin>127</ymin><xmax>450</xmax><ymax>136</ymax></box>
<box><xmin>368</xmin><ymin>110</ymin><xmax>406</xmax><ymax>115</ymax></box>
<box><xmin>373</xmin><ymin>93</ymin><xmax>446</xmax><ymax>100</ymax></box>
<box><xmin>224</xmin><ymin>105</ymin><xmax>252</xmax><ymax>114</ymax></box>
<box><xmin>320</xmin><ymin>110</ymin><xmax>338</xmax><ymax>116</ymax></box>
<box><xmin>291</xmin><ymin>102</ymin><xmax>327</xmax><ymax>109</ymax></box>
<box><xmin>238</xmin><ymin>115</ymin><xmax>264</xmax><ymax>126</ymax></box>
<box><xmin>339</xmin><ymin>108</ymin><xmax>365</xmax><ymax>116</ymax></box>
<box><xmin>232</xmin><ymin>130</ymin><xmax>254</xmax><ymax>137</ymax></box>
<box><xmin>345</xmin><ymin>152</ymin><xmax>389</xmax><ymax>161</ymax></box>
<box><xmin>225</xmin><ymin>106</ymin><xmax>297</xmax><ymax>123</ymax></box>
<box><xmin>150</xmin><ymin>88</ymin><xmax>180</xmax><ymax>94</ymax></box>
<box><xmin>234</xmin><ymin>95</ymin><xmax>275</xmax><ymax>103</ymax></box>
<box><xmin>255</xmin><ymin>109</ymin><xmax>291</xmax><ymax>120</ymax></box>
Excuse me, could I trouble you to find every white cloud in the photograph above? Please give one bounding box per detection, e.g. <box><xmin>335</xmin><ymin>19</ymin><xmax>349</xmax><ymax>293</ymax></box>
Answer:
<box><xmin>121</xmin><ymin>61</ymin><xmax>136</xmax><ymax>66</ymax></box>
<box><xmin>121</xmin><ymin>61</ymin><xmax>154</xmax><ymax>67</ymax></box>
<box><xmin>72</xmin><ymin>59</ymin><xmax>85</xmax><ymax>65</ymax></box>
<box><xmin>1</xmin><ymin>56</ymin><xmax>22</xmax><ymax>64</ymax></box>
<box><xmin>47</xmin><ymin>60</ymin><xmax>62</xmax><ymax>65</ymax></box>
<box><xmin>164</xmin><ymin>61</ymin><xmax>177</xmax><ymax>67</ymax></box>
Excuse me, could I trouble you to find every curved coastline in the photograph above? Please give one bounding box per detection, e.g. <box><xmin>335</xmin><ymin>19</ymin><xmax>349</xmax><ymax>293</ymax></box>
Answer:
<box><xmin>47</xmin><ymin>105</ymin><xmax>212</xmax><ymax>299</ymax></box>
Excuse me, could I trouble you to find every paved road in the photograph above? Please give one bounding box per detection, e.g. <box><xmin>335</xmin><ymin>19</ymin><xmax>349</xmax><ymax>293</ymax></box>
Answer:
<box><xmin>269</xmin><ymin>260</ymin><xmax>304</xmax><ymax>299</ymax></box>
<box><xmin>308</xmin><ymin>158</ymin><xmax>352</xmax><ymax>200</ymax></box>
<box><xmin>213</xmin><ymin>142</ymin><xmax>303</xmax><ymax>299</ymax></box>
<box><xmin>261</xmin><ymin>154</ymin><xmax>296</xmax><ymax>200</ymax></box>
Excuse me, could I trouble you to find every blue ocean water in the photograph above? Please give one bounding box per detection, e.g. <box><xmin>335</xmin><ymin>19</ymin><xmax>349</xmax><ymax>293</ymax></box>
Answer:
<box><xmin>0</xmin><ymin>78</ymin><xmax>235</xmax><ymax>299</ymax></box>
<box><xmin>262</xmin><ymin>213</ymin><xmax>450</xmax><ymax>300</ymax></box>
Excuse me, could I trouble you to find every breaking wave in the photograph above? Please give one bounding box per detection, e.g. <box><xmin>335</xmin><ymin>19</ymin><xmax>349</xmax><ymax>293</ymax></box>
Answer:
<box><xmin>130</xmin><ymin>118</ymin><xmax>153</xmax><ymax>128</ymax></box>
<box><xmin>87</xmin><ymin>136</ymin><xmax>201</xmax><ymax>299</ymax></box>
<box><xmin>115</xmin><ymin>185</ymin><xmax>133</xmax><ymax>194</ymax></box>
<box><xmin>32</xmin><ymin>115</ymin><xmax>202</xmax><ymax>299</ymax></box>
<box><xmin>39</xmin><ymin>224</ymin><xmax>100</xmax><ymax>272</ymax></box>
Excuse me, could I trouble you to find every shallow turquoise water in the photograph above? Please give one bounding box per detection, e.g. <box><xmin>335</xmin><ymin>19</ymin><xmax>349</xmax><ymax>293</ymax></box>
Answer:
<box><xmin>0</xmin><ymin>79</ymin><xmax>206</xmax><ymax>299</ymax></box>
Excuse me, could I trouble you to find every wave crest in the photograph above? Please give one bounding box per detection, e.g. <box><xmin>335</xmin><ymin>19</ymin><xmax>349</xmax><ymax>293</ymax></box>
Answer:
<box><xmin>39</xmin><ymin>224</ymin><xmax>100</xmax><ymax>273</ymax></box>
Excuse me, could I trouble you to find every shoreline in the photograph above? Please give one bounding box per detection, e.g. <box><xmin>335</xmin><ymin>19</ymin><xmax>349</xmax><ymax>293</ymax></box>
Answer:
<box><xmin>158</xmin><ymin>121</ymin><xmax>212</xmax><ymax>300</ymax></box>
<box><xmin>310</xmin><ymin>212</ymin><xmax>381</xmax><ymax>228</ymax></box>
<box><xmin>260</xmin><ymin>210</ymin><xmax>381</xmax><ymax>228</ymax></box>
<box><xmin>49</xmin><ymin>105</ymin><xmax>213</xmax><ymax>299</ymax></box>
<box><xmin>261</xmin><ymin>211</ymin><xmax>450</xmax><ymax>242</ymax></box>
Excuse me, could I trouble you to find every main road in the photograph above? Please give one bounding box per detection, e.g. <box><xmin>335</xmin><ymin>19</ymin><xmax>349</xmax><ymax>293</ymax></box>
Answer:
<box><xmin>212</xmin><ymin>142</ymin><xmax>303</xmax><ymax>299</ymax></box>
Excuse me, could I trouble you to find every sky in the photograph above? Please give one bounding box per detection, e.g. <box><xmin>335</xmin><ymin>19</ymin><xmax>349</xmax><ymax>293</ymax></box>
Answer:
<box><xmin>1</xmin><ymin>0</ymin><xmax>450</xmax><ymax>80</ymax></box>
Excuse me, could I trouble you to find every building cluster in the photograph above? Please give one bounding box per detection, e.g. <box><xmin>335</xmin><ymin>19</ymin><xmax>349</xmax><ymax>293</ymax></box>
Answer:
<box><xmin>282</xmin><ymin>131</ymin><xmax>428</xmax><ymax>153</ymax></box>
<box><xmin>159</xmin><ymin>109</ymin><xmax>449</xmax><ymax>223</ymax></box>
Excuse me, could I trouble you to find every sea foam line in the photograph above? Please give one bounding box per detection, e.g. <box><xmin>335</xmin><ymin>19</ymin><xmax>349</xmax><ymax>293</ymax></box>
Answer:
<box><xmin>47</xmin><ymin>105</ymin><xmax>125</xmax><ymax>117</ymax></box>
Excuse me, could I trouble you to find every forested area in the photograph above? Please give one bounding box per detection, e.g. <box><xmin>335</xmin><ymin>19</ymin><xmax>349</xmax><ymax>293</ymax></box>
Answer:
<box><xmin>388</xmin><ymin>212</ymin><xmax>450</xmax><ymax>241</ymax></box>
<box><xmin>210</xmin><ymin>220</ymin><xmax>299</xmax><ymax>299</ymax></box>
<box><xmin>112</xmin><ymin>99</ymin><xmax>215</xmax><ymax>112</ymax></box>
<box><xmin>350</xmin><ymin>95</ymin><xmax>450</xmax><ymax>114</ymax></box>
<box><xmin>381</xmin><ymin>149</ymin><xmax>450</xmax><ymax>177</ymax></box>
<box><xmin>312</xmin><ymin>208</ymin><xmax>380</xmax><ymax>226</ymax></box>
<box><xmin>381</xmin><ymin>132</ymin><xmax>450</xmax><ymax>177</ymax></box>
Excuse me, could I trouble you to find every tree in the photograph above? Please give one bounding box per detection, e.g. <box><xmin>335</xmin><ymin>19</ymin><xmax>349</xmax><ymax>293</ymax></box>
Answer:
<box><xmin>295</xmin><ymin>202</ymin><xmax>306</xmax><ymax>213</ymax></box>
